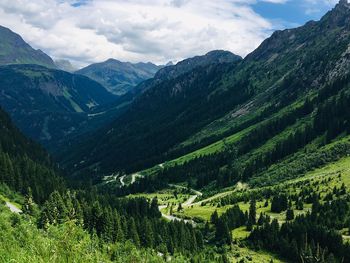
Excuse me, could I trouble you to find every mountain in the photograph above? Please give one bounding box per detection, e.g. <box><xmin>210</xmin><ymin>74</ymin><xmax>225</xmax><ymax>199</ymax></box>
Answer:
<box><xmin>3</xmin><ymin>1</ymin><xmax>350</xmax><ymax>263</ymax></box>
<box><xmin>0</xmin><ymin>26</ymin><xmax>56</xmax><ymax>68</ymax></box>
<box><xmin>62</xmin><ymin>1</ymin><xmax>350</xmax><ymax>182</ymax></box>
<box><xmin>111</xmin><ymin>0</ymin><xmax>350</xmax><ymax>193</ymax></box>
<box><xmin>135</xmin><ymin>50</ymin><xmax>242</xmax><ymax>94</ymax></box>
<box><xmin>0</xmin><ymin>64</ymin><xmax>117</xmax><ymax>149</ymax></box>
<box><xmin>0</xmin><ymin>106</ymin><xmax>64</xmax><ymax>203</ymax></box>
<box><xmin>0</xmin><ymin>106</ymin><xmax>212</xmax><ymax>262</ymax></box>
<box><xmin>55</xmin><ymin>59</ymin><xmax>77</xmax><ymax>72</ymax></box>
<box><xmin>78</xmin><ymin>3</ymin><xmax>350</xmax><ymax>261</ymax></box>
<box><xmin>154</xmin><ymin>50</ymin><xmax>241</xmax><ymax>81</ymax></box>
<box><xmin>61</xmin><ymin>50</ymin><xmax>243</xmax><ymax>176</ymax></box>
<box><xmin>76</xmin><ymin>59</ymin><xmax>162</xmax><ymax>95</ymax></box>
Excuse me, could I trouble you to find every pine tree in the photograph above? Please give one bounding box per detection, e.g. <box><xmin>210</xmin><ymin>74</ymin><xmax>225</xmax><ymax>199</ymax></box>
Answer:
<box><xmin>150</xmin><ymin>198</ymin><xmax>161</xmax><ymax>218</ymax></box>
<box><xmin>23</xmin><ymin>187</ymin><xmax>35</xmax><ymax>216</ymax></box>
<box><xmin>215</xmin><ymin>219</ymin><xmax>231</xmax><ymax>245</ymax></box>
<box><xmin>128</xmin><ymin>218</ymin><xmax>140</xmax><ymax>247</ymax></box>
<box><xmin>264</xmin><ymin>199</ymin><xmax>269</xmax><ymax>207</ymax></box>
<box><xmin>249</xmin><ymin>199</ymin><xmax>256</xmax><ymax>224</ymax></box>
<box><xmin>257</xmin><ymin>212</ymin><xmax>264</xmax><ymax>226</ymax></box>
<box><xmin>204</xmin><ymin>221</ymin><xmax>210</xmax><ymax>235</ymax></box>
<box><xmin>140</xmin><ymin>218</ymin><xmax>154</xmax><ymax>248</ymax></box>
<box><xmin>286</xmin><ymin>209</ymin><xmax>294</xmax><ymax>221</ymax></box>
<box><xmin>246</xmin><ymin>219</ymin><xmax>253</xmax><ymax>231</ymax></box>
<box><xmin>114</xmin><ymin>212</ymin><xmax>125</xmax><ymax>242</ymax></box>
<box><xmin>211</xmin><ymin>210</ymin><xmax>219</xmax><ymax>225</ymax></box>
<box><xmin>296</xmin><ymin>199</ymin><xmax>304</xmax><ymax>210</ymax></box>
<box><xmin>195</xmin><ymin>231</ymin><xmax>204</xmax><ymax>249</ymax></box>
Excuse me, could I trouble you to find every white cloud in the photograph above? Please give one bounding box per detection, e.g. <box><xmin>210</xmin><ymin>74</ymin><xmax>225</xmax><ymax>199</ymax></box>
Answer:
<box><xmin>303</xmin><ymin>0</ymin><xmax>339</xmax><ymax>15</ymax></box>
<box><xmin>0</xmin><ymin>0</ymin><xmax>285</xmax><ymax>67</ymax></box>
<box><xmin>305</xmin><ymin>0</ymin><xmax>338</xmax><ymax>5</ymax></box>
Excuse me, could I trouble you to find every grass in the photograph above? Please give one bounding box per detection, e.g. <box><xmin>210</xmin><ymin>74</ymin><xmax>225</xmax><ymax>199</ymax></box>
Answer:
<box><xmin>175</xmin><ymin>103</ymin><xmax>264</xmax><ymax>149</ymax></box>
<box><xmin>138</xmin><ymin>98</ymin><xmax>311</xmax><ymax>179</ymax></box>
<box><xmin>127</xmin><ymin>188</ymin><xmax>190</xmax><ymax>206</ymax></box>
<box><xmin>174</xmin><ymin>204</ymin><xmax>232</xmax><ymax>221</ymax></box>
<box><xmin>172</xmin><ymin>156</ymin><xmax>350</xmax><ymax>226</ymax></box>
<box><xmin>302</xmin><ymin>156</ymin><xmax>350</xmax><ymax>187</ymax></box>
<box><xmin>140</xmin><ymin>126</ymin><xmax>252</xmax><ymax>177</ymax></box>
<box><xmin>62</xmin><ymin>88</ymin><xmax>84</xmax><ymax>113</ymax></box>
<box><xmin>0</xmin><ymin>193</ymin><xmax>176</xmax><ymax>263</ymax></box>
<box><xmin>229</xmin><ymin>245</ymin><xmax>286</xmax><ymax>263</ymax></box>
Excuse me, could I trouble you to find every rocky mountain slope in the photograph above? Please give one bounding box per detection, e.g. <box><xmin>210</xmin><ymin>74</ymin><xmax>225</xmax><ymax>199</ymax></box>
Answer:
<box><xmin>0</xmin><ymin>64</ymin><xmax>117</xmax><ymax>149</ymax></box>
<box><xmin>76</xmin><ymin>59</ymin><xmax>162</xmax><ymax>95</ymax></box>
<box><xmin>61</xmin><ymin>50</ymin><xmax>243</xmax><ymax>175</ymax></box>
<box><xmin>54</xmin><ymin>59</ymin><xmax>77</xmax><ymax>72</ymax></box>
<box><xmin>0</xmin><ymin>26</ymin><xmax>56</xmax><ymax>68</ymax></box>
<box><xmin>62</xmin><ymin>1</ymin><xmax>350</xmax><ymax>181</ymax></box>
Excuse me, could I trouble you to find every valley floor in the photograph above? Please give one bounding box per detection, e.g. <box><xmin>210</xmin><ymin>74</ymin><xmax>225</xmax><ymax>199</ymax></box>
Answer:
<box><xmin>123</xmin><ymin>155</ymin><xmax>350</xmax><ymax>262</ymax></box>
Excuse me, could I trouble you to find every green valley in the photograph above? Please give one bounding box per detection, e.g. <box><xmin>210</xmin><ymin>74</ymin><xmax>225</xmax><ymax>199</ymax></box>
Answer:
<box><xmin>1</xmin><ymin>0</ymin><xmax>350</xmax><ymax>262</ymax></box>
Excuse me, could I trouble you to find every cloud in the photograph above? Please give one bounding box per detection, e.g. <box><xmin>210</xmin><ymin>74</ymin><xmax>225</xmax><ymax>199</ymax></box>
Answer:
<box><xmin>0</xmin><ymin>0</ymin><xmax>308</xmax><ymax>67</ymax></box>
<box><xmin>303</xmin><ymin>0</ymin><xmax>339</xmax><ymax>14</ymax></box>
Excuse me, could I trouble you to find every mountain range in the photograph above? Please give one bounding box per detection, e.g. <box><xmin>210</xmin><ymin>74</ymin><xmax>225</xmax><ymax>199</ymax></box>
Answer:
<box><xmin>55</xmin><ymin>59</ymin><xmax>77</xmax><ymax>72</ymax></box>
<box><xmin>1</xmin><ymin>1</ymin><xmax>350</xmax><ymax>262</ymax></box>
<box><xmin>61</xmin><ymin>1</ymin><xmax>350</xmax><ymax>179</ymax></box>
<box><xmin>0</xmin><ymin>64</ymin><xmax>117</xmax><ymax>149</ymax></box>
<box><xmin>61</xmin><ymin>50</ymin><xmax>244</xmax><ymax>174</ymax></box>
<box><xmin>76</xmin><ymin>59</ymin><xmax>162</xmax><ymax>95</ymax></box>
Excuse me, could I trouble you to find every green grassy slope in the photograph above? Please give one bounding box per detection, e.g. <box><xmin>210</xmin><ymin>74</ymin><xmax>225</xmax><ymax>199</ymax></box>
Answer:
<box><xmin>65</xmin><ymin>1</ymin><xmax>350</xmax><ymax>182</ymax></box>
<box><xmin>0</xmin><ymin>25</ymin><xmax>56</xmax><ymax>68</ymax></box>
<box><xmin>0</xmin><ymin>64</ymin><xmax>118</xmax><ymax>150</ymax></box>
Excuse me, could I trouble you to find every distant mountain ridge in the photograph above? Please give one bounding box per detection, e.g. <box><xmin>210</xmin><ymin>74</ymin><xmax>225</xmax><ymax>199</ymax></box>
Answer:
<box><xmin>0</xmin><ymin>25</ymin><xmax>56</xmax><ymax>68</ymax></box>
<box><xmin>0</xmin><ymin>64</ymin><xmax>117</xmax><ymax>149</ymax></box>
<box><xmin>76</xmin><ymin>59</ymin><xmax>162</xmax><ymax>95</ymax></box>
<box><xmin>154</xmin><ymin>50</ymin><xmax>241</xmax><ymax>81</ymax></box>
<box><xmin>55</xmin><ymin>59</ymin><xmax>77</xmax><ymax>72</ymax></box>
<box><xmin>61</xmin><ymin>1</ymin><xmax>350</xmax><ymax>179</ymax></box>
<box><xmin>134</xmin><ymin>50</ymin><xmax>242</xmax><ymax>95</ymax></box>
<box><xmin>61</xmin><ymin>50</ymin><xmax>243</xmax><ymax>175</ymax></box>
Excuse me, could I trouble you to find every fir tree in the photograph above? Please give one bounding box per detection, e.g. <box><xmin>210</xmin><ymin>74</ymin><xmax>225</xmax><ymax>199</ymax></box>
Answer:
<box><xmin>286</xmin><ymin>209</ymin><xmax>294</xmax><ymax>221</ymax></box>
<box><xmin>249</xmin><ymin>198</ymin><xmax>256</xmax><ymax>224</ymax></box>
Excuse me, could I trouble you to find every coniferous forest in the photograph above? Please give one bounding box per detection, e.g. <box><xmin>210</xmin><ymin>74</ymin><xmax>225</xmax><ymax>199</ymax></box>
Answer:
<box><xmin>2</xmin><ymin>1</ymin><xmax>350</xmax><ymax>263</ymax></box>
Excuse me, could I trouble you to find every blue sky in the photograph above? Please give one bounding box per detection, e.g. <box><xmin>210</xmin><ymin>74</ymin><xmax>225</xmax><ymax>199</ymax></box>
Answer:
<box><xmin>253</xmin><ymin>0</ymin><xmax>336</xmax><ymax>29</ymax></box>
<box><xmin>0</xmin><ymin>0</ymin><xmax>341</xmax><ymax>66</ymax></box>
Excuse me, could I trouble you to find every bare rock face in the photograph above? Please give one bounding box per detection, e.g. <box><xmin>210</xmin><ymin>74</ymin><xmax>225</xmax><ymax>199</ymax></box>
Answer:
<box><xmin>339</xmin><ymin>0</ymin><xmax>349</xmax><ymax>7</ymax></box>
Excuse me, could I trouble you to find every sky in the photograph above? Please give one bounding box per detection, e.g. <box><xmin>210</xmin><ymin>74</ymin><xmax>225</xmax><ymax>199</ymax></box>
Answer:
<box><xmin>0</xmin><ymin>0</ymin><xmax>340</xmax><ymax>67</ymax></box>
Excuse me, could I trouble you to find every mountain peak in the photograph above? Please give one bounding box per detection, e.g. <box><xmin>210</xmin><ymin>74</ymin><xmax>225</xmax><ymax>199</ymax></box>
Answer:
<box><xmin>0</xmin><ymin>25</ymin><xmax>56</xmax><ymax>68</ymax></box>
<box><xmin>105</xmin><ymin>58</ymin><xmax>122</xmax><ymax>64</ymax></box>
<box><xmin>77</xmin><ymin>59</ymin><xmax>162</xmax><ymax>95</ymax></box>
<box><xmin>321</xmin><ymin>0</ymin><xmax>350</xmax><ymax>27</ymax></box>
<box><xmin>339</xmin><ymin>0</ymin><xmax>349</xmax><ymax>6</ymax></box>
<box><xmin>336</xmin><ymin>0</ymin><xmax>350</xmax><ymax>9</ymax></box>
<box><xmin>154</xmin><ymin>50</ymin><xmax>241</xmax><ymax>81</ymax></box>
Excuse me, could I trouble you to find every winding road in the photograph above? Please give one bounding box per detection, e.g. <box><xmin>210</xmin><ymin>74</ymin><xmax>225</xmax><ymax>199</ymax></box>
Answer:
<box><xmin>119</xmin><ymin>173</ymin><xmax>140</xmax><ymax>187</ymax></box>
<box><xmin>6</xmin><ymin>202</ymin><xmax>22</xmax><ymax>214</ymax></box>
<box><xmin>119</xmin><ymin>175</ymin><xmax>126</xmax><ymax>186</ymax></box>
<box><xmin>159</xmin><ymin>185</ymin><xmax>202</xmax><ymax>226</ymax></box>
